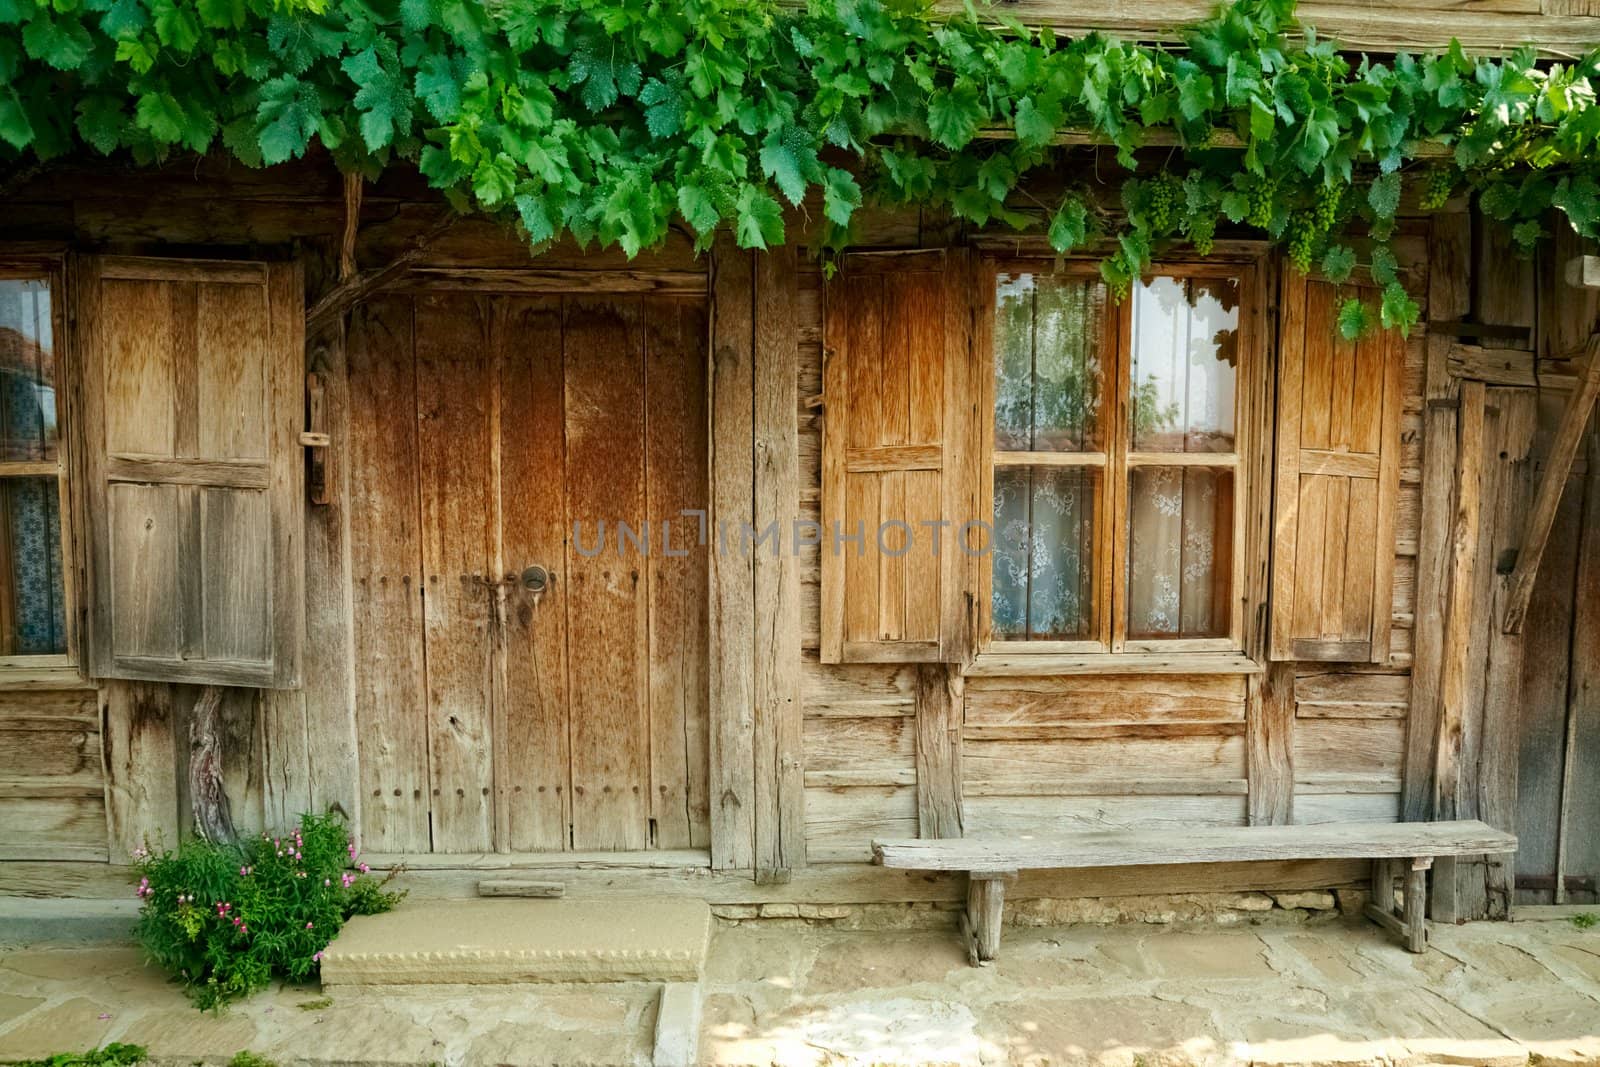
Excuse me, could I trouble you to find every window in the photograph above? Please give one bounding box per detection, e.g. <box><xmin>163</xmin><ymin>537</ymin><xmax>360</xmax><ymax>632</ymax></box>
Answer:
<box><xmin>0</xmin><ymin>266</ymin><xmax>69</xmax><ymax>662</ymax></box>
<box><xmin>983</xmin><ymin>262</ymin><xmax>1252</xmax><ymax>655</ymax></box>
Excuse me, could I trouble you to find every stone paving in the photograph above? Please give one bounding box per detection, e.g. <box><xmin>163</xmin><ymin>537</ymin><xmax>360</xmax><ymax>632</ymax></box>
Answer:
<box><xmin>1</xmin><ymin>905</ymin><xmax>1598</xmax><ymax>1065</ymax></box>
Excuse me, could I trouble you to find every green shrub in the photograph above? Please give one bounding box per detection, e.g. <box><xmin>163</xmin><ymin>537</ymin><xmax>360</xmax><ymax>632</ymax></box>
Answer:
<box><xmin>19</xmin><ymin>1045</ymin><xmax>147</xmax><ymax>1067</ymax></box>
<box><xmin>132</xmin><ymin>812</ymin><xmax>402</xmax><ymax>1010</ymax></box>
<box><xmin>1571</xmin><ymin>912</ymin><xmax>1599</xmax><ymax>930</ymax></box>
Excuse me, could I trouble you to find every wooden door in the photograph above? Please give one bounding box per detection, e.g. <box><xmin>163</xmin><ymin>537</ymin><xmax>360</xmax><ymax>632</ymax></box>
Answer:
<box><xmin>347</xmin><ymin>290</ymin><xmax>710</xmax><ymax>854</ymax></box>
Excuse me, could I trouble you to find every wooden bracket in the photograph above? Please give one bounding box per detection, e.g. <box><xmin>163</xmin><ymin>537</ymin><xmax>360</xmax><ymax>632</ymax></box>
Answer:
<box><xmin>305</xmin><ymin>210</ymin><xmax>458</xmax><ymax>334</ymax></box>
<box><xmin>305</xmin><ymin>371</ymin><xmax>329</xmax><ymax>506</ymax></box>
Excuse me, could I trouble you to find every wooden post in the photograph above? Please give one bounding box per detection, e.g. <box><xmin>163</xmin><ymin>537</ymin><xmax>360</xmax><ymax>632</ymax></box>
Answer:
<box><xmin>708</xmin><ymin>233</ymin><xmax>756</xmax><ymax>871</ymax></box>
<box><xmin>753</xmin><ymin>244</ymin><xmax>803</xmax><ymax>881</ymax></box>
<box><xmin>188</xmin><ymin>685</ymin><xmax>235</xmax><ymax>843</ymax></box>
<box><xmin>1404</xmin><ymin>857</ymin><xmax>1433</xmax><ymax>953</ymax></box>
<box><xmin>914</xmin><ymin>663</ymin><xmax>963</xmax><ymax>839</ymax></box>
<box><xmin>103</xmin><ymin>681</ymin><xmax>181</xmax><ymax>862</ymax></box>
<box><xmin>964</xmin><ymin>871</ymin><xmax>1010</xmax><ymax>965</ymax></box>
<box><xmin>1247</xmin><ymin>661</ymin><xmax>1295</xmax><ymax>825</ymax></box>
<box><xmin>1370</xmin><ymin>857</ymin><xmax>1397</xmax><ymax>912</ymax></box>
<box><xmin>1434</xmin><ymin>381</ymin><xmax>1486</xmax><ymax>825</ymax></box>
<box><xmin>1555</xmin><ymin>436</ymin><xmax>1600</xmax><ymax>903</ymax></box>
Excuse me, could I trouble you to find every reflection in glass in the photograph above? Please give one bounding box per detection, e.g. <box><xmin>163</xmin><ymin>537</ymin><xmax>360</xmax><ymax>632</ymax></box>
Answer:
<box><xmin>993</xmin><ymin>466</ymin><xmax>1097</xmax><ymax>639</ymax></box>
<box><xmin>1126</xmin><ymin>466</ymin><xmax>1233</xmax><ymax>639</ymax></box>
<box><xmin>994</xmin><ymin>273</ymin><xmax>1105</xmax><ymax>452</ymax></box>
<box><xmin>1129</xmin><ymin>276</ymin><xmax>1239</xmax><ymax>453</ymax></box>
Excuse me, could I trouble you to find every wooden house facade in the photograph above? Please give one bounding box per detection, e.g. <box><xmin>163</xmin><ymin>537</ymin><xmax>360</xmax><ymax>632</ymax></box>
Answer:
<box><xmin>3</xmin><ymin>1</ymin><xmax>1600</xmax><ymax>918</ymax></box>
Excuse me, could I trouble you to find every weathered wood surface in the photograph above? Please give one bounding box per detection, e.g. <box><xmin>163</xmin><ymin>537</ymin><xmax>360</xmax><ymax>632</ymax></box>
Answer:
<box><xmin>81</xmin><ymin>256</ymin><xmax>304</xmax><ymax>688</ymax></box>
<box><xmin>186</xmin><ymin>685</ymin><xmax>234</xmax><ymax>842</ymax></box>
<box><xmin>875</xmin><ymin>820</ymin><xmax>1516</xmax><ymax>871</ymax></box>
<box><xmin>1247</xmin><ymin>661</ymin><xmax>1295</xmax><ymax>825</ymax></box>
<box><xmin>914</xmin><ymin>663</ymin><xmax>963</xmax><ymax>838</ymax></box>
<box><xmin>0</xmin><ymin>691</ymin><xmax>107</xmax><ymax>861</ymax></box>
<box><xmin>476</xmin><ymin>878</ymin><xmax>565</xmax><ymax>898</ymax></box>
<box><xmin>1501</xmin><ymin>334</ymin><xmax>1600</xmax><ymax>633</ymax></box>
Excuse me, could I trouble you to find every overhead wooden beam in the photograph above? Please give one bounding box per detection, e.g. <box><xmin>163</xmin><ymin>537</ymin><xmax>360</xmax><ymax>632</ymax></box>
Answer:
<box><xmin>935</xmin><ymin>0</ymin><xmax>1600</xmax><ymax>57</ymax></box>
<box><xmin>305</xmin><ymin>211</ymin><xmax>457</xmax><ymax>334</ymax></box>
<box><xmin>1501</xmin><ymin>332</ymin><xmax>1600</xmax><ymax>634</ymax></box>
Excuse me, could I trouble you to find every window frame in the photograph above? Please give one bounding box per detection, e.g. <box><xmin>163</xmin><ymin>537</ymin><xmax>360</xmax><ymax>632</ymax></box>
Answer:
<box><xmin>0</xmin><ymin>251</ymin><xmax>82</xmax><ymax>681</ymax></box>
<box><xmin>975</xmin><ymin>251</ymin><xmax>1271</xmax><ymax>667</ymax></box>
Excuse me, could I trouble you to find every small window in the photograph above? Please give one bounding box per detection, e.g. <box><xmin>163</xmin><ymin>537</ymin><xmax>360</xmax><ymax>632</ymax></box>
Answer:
<box><xmin>0</xmin><ymin>272</ymin><xmax>69</xmax><ymax>659</ymax></box>
<box><xmin>984</xmin><ymin>263</ymin><xmax>1251</xmax><ymax>654</ymax></box>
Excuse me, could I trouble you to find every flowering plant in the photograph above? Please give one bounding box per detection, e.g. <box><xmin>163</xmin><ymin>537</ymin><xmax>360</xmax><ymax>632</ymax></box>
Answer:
<box><xmin>131</xmin><ymin>811</ymin><xmax>402</xmax><ymax>1009</ymax></box>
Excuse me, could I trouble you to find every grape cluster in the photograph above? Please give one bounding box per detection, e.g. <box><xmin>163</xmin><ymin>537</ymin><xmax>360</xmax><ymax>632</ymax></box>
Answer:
<box><xmin>1286</xmin><ymin>211</ymin><xmax>1319</xmax><ymax>272</ymax></box>
<box><xmin>1146</xmin><ymin>174</ymin><xmax>1181</xmax><ymax>233</ymax></box>
<box><xmin>1420</xmin><ymin>167</ymin><xmax>1457</xmax><ymax>211</ymax></box>
<box><xmin>1185</xmin><ymin>213</ymin><xmax>1216</xmax><ymax>256</ymax></box>
<box><xmin>1246</xmin><ymin>175</ymin><xmax>1279</xmax><ymax>229</ymax></box>
<box><xmin>1314</xmin><ymin>183</ymin><xmax>1343</xmax><ymax>230</ymax></box>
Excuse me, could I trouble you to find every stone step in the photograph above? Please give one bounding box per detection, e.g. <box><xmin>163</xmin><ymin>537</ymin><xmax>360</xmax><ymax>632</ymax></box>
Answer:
<box><xmin>320</xmin><ymin>898</ymin><xmax>712</xmax><ymax>986</ymax></box>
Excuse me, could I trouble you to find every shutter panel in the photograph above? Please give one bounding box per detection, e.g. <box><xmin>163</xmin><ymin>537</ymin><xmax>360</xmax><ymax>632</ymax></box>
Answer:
<box><xmin>80</xmin><ymin>256</ymin><xmax>304</xmax><ymax>688</ymax></box>
<box><xmin>821</xmin><ymin>250</ymin><xmax>974</xmax><ymax>664</ymax></box>
<box><xmin>1269</xmin><ymin>273</ymin><xmax>1404</xmax><ymax>663</ymax></box>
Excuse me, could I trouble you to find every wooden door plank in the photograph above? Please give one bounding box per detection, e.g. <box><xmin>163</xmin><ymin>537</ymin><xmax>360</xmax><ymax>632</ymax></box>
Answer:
<box><xmin>564</xmin><ymin>296</ymin><xmax>649</xmax><ymax>851</ymax></box>
<box><xmin>346</xmin><ymin>296</ymin><xmax>430</xmax><ymax>853</ymax></box>
<box><xmin>646</xmin><ymin>296</ymin><xmax>711</xmax><ymax>851</ymax></box>
<box><xmin>495</xmin><ymin>296</ymin><xmax>571</xmax><ymax>852</ymax></box>
<box><xmin>415</xmin><ymin>292</ymin><xmax>496</xmax><ymax>853</ymax></box>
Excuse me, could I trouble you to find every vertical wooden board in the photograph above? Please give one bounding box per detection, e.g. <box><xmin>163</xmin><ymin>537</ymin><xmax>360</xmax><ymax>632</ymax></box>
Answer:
<box><xmin>1291</xmin><ymin>476</ymin><xmax>1328</xmax><ymax>640</ymax></box>
<box><xmin>1270</xmin><ymin>272</ymin><xmax>1308</xmax><ymax>661</ymax></box>
<box><xmin>1318</xmin><ymin>476</ymin><xmax>1351</xmax><ymax>638</ymax></box>
<box><xmin>346</xmin><ymin>297</ymin><xmax>430</xmax><ymax>854</ymax></box>
<box><xmin>1350</xmin><ymin>331</ymin><xmax>1385</xmax><ymax>456</ymax></box>
<box><xmin>101</xmin><ymin>279</ymin><xmax>176</xmax><ymax>457</ymax></box>
<box><xmin>496</xmin><ymin>296</ymin><xmax>571</xmax><ymax>853</ymax></box>
<box><xmin>877</xmin><ymin>470</ymin><xmax>905</xmax><ymax>640</ymax></box>
<box><xmin>646</xmin><ymin>297</ymin><xmax>711</xmax><ymax>851</ymax></box>
<box><xmin>101</xmin><ymin>680</ymin><xmax>180</xmax><ymax>862</ymax></box>
<box><xmin>107</xmin><ymin>483</ymin><xmax>180</xmax><ymax>658</ymax></box>
<box><xmin>415</xmin><ymin>292</ymin><xmax>495</xmax><ymax>853</ymax></box>
<box><xmin>709</xmin><ymin>238</ymin><xmax>755</xmax><ymax>869</ymax></box>
<box><xmin>846</xmin><ymin>276</ymin><xmax>884</xmax><ymax>452</ymax></box>
<box><xmin>1515</xmin><ymin>466</ymin><xmax>1584</xmax><ymax>897</ymax></box>
<box><xmin>1562</xmin><ymin>439</ymin><xmax>1600</xmax><ymax>892</ymax></box>
<box><xmin>195</xmin><ymin>281</ymin><xmax>269</xmax><ymax>461</ymax></box>
<box><xmin>1436</xmin><ymin>380</ymin><xmax>1486</xmax><ymax>823</ymax></box>
<box><xmin>1299</xmin><ymin>284</ymin><xmax>1335</xmax><ymax>450</ymax></box>
<box><xmin>1248</xmin><ymin>661</ymin><xmax>1295</xmax><ymax>825</ymax></box>
<box><xmin>753</xmin><ymin>247</ymin><xmax>802</xmax><ymax>874</ymax></box>
<box><xmin>903</xmin><ymin>468</ymin><xmax>942</xmax><ymax>642</ymax></box>
<box><xmin>1343</xmin><ymin>477</ymin><xmax>1379</xmax><ymax>641</ymax></box>
<box><xmin>1327</xmin><ymin>326</ymin><xmax>1356</xmax><ymax>452</ymax></box>
<box><xmin>915</xmin><ymin>663</ymin><xmax>963</xmax><ymax>838</ymax></box>
<box><xmin>844</xmin><ymin>472</ymin><xmax>880</xmax><ymax>643</ymax></box>
<box><xmin>564</xmin><ymin>296</ymin><xmax>648</xmax><ymax>851</ymax></box>
<box><xmin>199</xmin><ymin>487</ymin><xmax>272</xmax><ymax>663</ymax></box>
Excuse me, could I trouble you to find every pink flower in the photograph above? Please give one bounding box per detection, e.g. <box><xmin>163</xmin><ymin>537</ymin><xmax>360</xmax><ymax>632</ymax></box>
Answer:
<box><xmin>305</xmin><ymin>921</ymin><xmax>313</xmax><ymax>929</ymax></box>
<box><xmin>358</xmin><ymin>863</ymin><xmax>369</xmax><ymax>874</ymax></box>
<box><xmin>312</xmin><ymin>951</ymin><xmax>323</xmax><ymax>963</ymax></box>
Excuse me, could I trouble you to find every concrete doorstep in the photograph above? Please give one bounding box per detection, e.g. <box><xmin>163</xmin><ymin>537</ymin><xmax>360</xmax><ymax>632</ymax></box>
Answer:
<box><xmin>319</xmin><ymin>898</ymin><xmax>713</xmax><ymax>986</ymax></box>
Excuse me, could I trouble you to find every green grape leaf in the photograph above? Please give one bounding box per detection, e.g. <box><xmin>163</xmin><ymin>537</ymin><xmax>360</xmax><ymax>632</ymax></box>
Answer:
<box><xmin>1321</xmin><ymin>245</ymin><xmax>1355</xmax><ymax>283</ymax></box>
<box><xmin>1367</xmin><ymin>171</ymin><xmax>1402</xmax><ymax>220</ymax></box>
<box><xmin>0</xmin><ymin>91</ymin><xmax>34</xmax><ymax>149</ymax></box>
<box><xmin>822</xmin><ymin>166</ymin><xmax>860</xmax><ymax>227</ymax></box>
<box><xmin>734</xmin><ymin>184</ymin><xmax>783</xmax><ymax>250</ymax></box>
<box><xmin>926</xmin><ymin>80</ymin><xmax>982</xmax><ymax>150</ymax></box>
<box><xmin>1379</xmin><ymin>281</ymin><xmax>1419</xmax><ymax>335</ymax></box>
<box><xmin>1047</xmin><ymin>197</ymin><xmax>1088</xmax><ymax>253</ymax></box>
<box><xmin>1337</xmin><ymin>297</ymin><xmax>1372</xmax><ymax>340</ymax></box>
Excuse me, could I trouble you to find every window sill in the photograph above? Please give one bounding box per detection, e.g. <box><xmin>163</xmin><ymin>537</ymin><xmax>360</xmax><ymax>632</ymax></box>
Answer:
<box><xmin>0</xmin><ymin>664</ymin><xmax>94</xmax><ymax>691</ymax></box>
<box><xmin>962</xmin><ymin>650</ymin><xmax>1263</xmax><ymax>678</ymax></box>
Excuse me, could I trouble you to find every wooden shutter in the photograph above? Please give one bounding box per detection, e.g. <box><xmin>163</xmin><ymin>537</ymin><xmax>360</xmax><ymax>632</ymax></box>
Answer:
<box><xmin>79</xmin><ymin>256</ymin><xmax>304</xmax><ymax>688</ymax></box>
<box><xmin>821</xmin><ymin>250</ymin><xmax>974</xmax><ymax>664</ymax></box>
<box><xmin>1269</xmin><ymin>273</ymin><xmax>1404</xmax><ymax>663</ymax></box>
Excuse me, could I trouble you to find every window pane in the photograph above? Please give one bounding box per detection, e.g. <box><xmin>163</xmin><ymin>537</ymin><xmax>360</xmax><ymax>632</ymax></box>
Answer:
<box><xmin>1129</xmin><ymin>276</ymin><xmax>1239</xmax><ymax>453</ymax></box>
<box><xmin>994</xmin><ymin>273</ymin><xmax>1106</xmax><ymax>452</ymax></box>
<box><xmin>993</xmin><ymin>466</ymin><xmax>1097</xmax><ymax>639</ymax></box>
<box><xmin>1126</xmin><ymin>466</ymin><xmax>1233</xmax><ymax>639</ymax></box>
<box><xmin>0</xmin><ymin>280</ymin><xmax>57</xmax><ymax>464</ymax></box>
<box><xmin>0</xmin><ymin>476</ymin><xmax>66</xmax><ymax>655</ymax></box>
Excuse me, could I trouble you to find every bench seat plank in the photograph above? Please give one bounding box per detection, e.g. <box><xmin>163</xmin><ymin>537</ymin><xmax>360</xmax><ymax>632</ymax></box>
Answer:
<box><xmin>873</xmin><ymin>820</ymin><xmax>1516</xmax><ymax>871</ymax></box>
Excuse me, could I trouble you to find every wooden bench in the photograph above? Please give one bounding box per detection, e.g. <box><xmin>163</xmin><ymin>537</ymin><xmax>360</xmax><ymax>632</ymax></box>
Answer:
<box><xmin>873</xmin><ymin>820</ymin><xmax>1517</xmax><ymax>964</ymax></box>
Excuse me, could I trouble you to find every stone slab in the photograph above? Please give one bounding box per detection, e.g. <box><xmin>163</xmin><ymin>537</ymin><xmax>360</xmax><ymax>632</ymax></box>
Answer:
<box><xmin>320</xmin><ymin>899</ymin><xmax>712</xmax><ymax>986</ymax></box>
<box><xmin>652</xmin><ymin>982</ymin><xmax>701</xmax><ymax>1067</ymax></box>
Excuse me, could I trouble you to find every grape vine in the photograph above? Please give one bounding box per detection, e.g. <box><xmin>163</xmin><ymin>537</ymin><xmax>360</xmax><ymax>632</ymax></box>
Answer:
<box><xmin>3</xmin><ymin>0</ymin><xmax>1600</xmax><ymax>336</ymax></box>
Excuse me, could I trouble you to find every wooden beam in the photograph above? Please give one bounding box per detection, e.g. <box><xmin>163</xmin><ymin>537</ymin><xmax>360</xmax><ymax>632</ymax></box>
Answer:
<box><xmin>753</xmin><ymin>243</ymin><xmax>803</xmax><ymax>881</ymax></box>
<box><xmin>708</xmin><ymin>232</ymin><xmax>756</xmax><ymax>872</ymax></box>
<box><xmin>1434</xmin><ymin>380</ymin><xmax>1486</xmax><ymax>825</ymax></box>
<box><xmin>1246</xmin><ymin>661</ymin><xmax>1294</xmax><ymax>826</ymax></box>
<box><xmin>1501</xmin><ymin>333</ymin><xmax>1600</xmax><ymax>633</ymax></box>
<box><xmin>914</xmin><ymin>663</ymin><xmax>964</xmax><ymax>839</ymax></box>
<box><xmin>936</xmin><ymin>0</ymin><xmax>1600</xmax><ymax>57</ymax></box>
<box><xmin>305</xmin><ymin>211</ymin><xmax>457</xmax><ymax>334</ymax></box>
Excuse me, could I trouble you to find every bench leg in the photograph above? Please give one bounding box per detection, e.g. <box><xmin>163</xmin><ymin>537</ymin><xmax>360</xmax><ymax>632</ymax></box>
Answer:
<box><xmin>1370</xmin><ymin>858</ymin><xmax>1398</xmax><ymax>912</ymax></box>
<box><xmin>1404</xmin><ymin>857</ymin><xmax>1432</xmax><ymax>953</ymax></box>
<box><xmin>964</xmin><ymin>874</ymin><xmax>1006</xmax><ymax>965</ymax></box>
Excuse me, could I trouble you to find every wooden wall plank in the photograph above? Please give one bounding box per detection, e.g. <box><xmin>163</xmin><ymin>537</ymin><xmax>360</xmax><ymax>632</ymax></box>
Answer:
<box><xmin>645</xmin><ymin>297</ymin><xmax>712</xmax><ymax>852</ymax></box>
<box><xmin>495</xmin><ymin>296</ymin><xmax>571</xmax><ymax>852</ymax></box>
<box><xmin>709</xmin><ymin>235</ymin><xmax>756</xmax><ymax>870</ymax></box>
<box><xmin>563</xmin><ymin>296</ymin><xmax>649</xmax><ymax>851</ymax></box>
<box><xmin>101</xmin><ymin>681</ymin><xmax>179</xmax><ymax>861</ymax></box>
<box><xmin>346</xmin><ymin>297</ymin><xmax>430</xmax><ymax>853</ymax></box>
<box><xmin>753</xmin><ymin>247</ymin><xmax>803</xmax><ymax>876</ymax></box>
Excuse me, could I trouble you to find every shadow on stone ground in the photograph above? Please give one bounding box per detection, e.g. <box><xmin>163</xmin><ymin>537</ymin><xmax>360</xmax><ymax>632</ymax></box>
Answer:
<box><xmin>2</xmin><ymin>908</ymin><xmax>1598</xmax><ymax>1065</ymax></box>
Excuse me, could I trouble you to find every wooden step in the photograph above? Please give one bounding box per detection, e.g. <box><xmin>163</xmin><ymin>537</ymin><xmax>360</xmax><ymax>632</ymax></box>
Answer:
<box><xmin>320</xmin><ymin>899</ymin><xmax>712</xmax><ymax>985</ymax></box>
